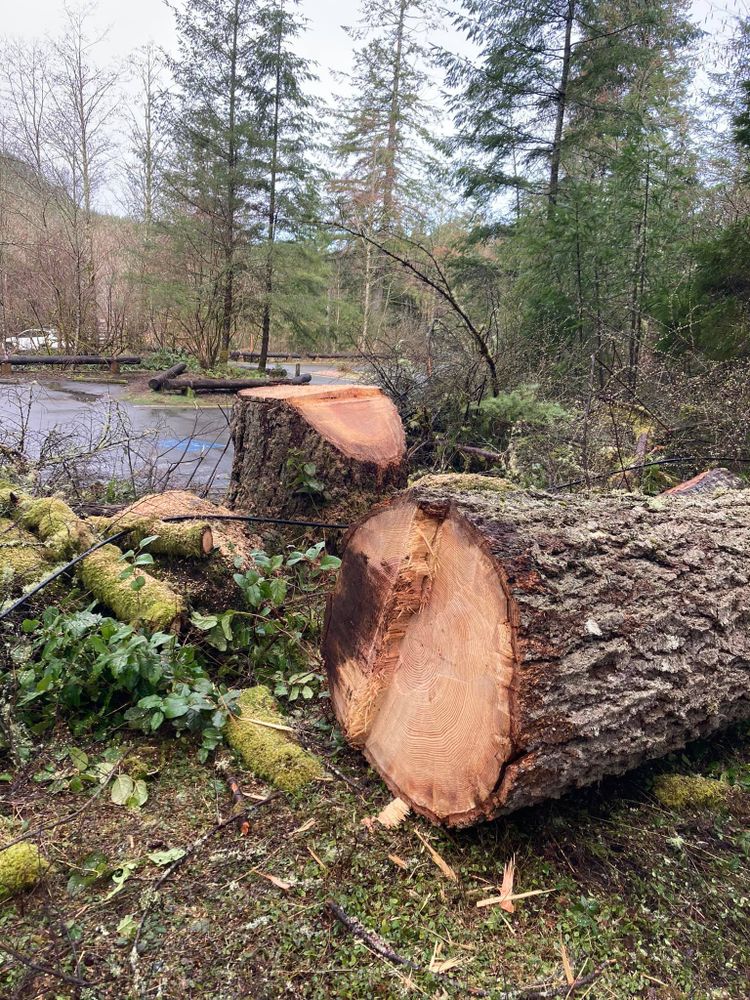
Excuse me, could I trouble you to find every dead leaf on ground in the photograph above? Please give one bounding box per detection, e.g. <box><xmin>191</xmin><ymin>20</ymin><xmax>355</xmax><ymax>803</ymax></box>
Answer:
<box><xmin>252</xmin><ymin>868</ymin><xmax>291</xmax><ymax>891</ymax></box>
<box><xmin>290</xmin><ymin>819</ymin><xmax>316</xmax><ymax>836</ymax></box>
<box><xmin>415</xmin><ymin>830</ymin><xmax>458</xmax><ymax>882</ymax></box>
<box><xmin>388</xmin><ymin>853</ymin><xmax>408</xmax><ymax>869</ymax></box>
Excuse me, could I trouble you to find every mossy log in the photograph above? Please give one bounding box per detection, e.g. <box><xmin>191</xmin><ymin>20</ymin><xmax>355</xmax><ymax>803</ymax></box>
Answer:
<box><xmin>1</xmin><ymin>489</ymin><xmax>185</xmax><ymax>629</ymax></box>
<box><xmin>78</xmin><ymin>544</ymin><xmax>185</xmax><ymax>631</ymax></box>
<box><xmin>225</xmin><ymin>686</ymin><xmax>324</xmax><ymax>794</ymax></box>
<box><xmin>0</xmin><ymin>517</ymin><xmax>53</xmax><ymax>591</ymax></box>
<box><xmin>323</xmin><ymin>474</ymin><xmax>750</xmax><ymax>827</ymax></box>
<box><xmin>227</xmin><ymin>385</ymin><xmax>408</xmax><ymax>521</ymax></box>
<box><xmin>2</xmin><ymin>491</ymin><xmax>95</xmax><ymax>560</ymax></box>
<box><xmin>86</xmin><ymin>514</ymin><xmax>214</xmax><ymax>559</ymax></box>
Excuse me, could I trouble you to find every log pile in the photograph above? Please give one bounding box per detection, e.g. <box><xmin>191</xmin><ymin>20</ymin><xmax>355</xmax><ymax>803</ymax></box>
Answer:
<box><xmin>2</xmin><ymin>355</ymin><xmax>141</xmax><ymax>366</ymax></box>
<box><xmin>148</xmin><ymin>362</ymin><xmax>188</xmax><ymax>390</ymax></box>
<box><xmin>323</xmin><ymin>474</ymin><xmax>750</xmax><ymax>826</ymax></box>
<box><xmin>228</xmin><ymin>384</ymin><xmax>408</xmax><ymax>520</ymax></box>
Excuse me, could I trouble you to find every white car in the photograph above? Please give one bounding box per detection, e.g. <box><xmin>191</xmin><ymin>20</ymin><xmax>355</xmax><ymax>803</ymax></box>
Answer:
<box><xmin>5</xmin><ymin>328</ymin><xmax>60</xmax><ymax>353</ymax></box>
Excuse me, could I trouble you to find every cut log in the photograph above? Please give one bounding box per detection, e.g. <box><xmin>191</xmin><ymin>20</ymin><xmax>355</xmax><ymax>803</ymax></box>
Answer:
<box><xmin>323</xmin><ymin>474</ymin><xmax>750</xmax><ymax>827</ymax></box>
<box><xmin>148</xmin><ymin>363</ymin><xmax>188</xmax><ymax>390</ymax></box>
<box><xmin>162</xmin><ymin>374</ymin><xmax>311</xmax><ymax>394</ymax></box>
<box><xmin>663</xmin><ymin>467</ymin><xmax>745</xmax><ymax>496</ymax></box>
<box><xmin>86</xmin><ymin>514</ymin><xmax>214</xmax><ymax>559</ymax></box>
<box><xmin>227</xmin><ymin>384</ymin><xmax>408</xmax><ymax>520</ymax></box>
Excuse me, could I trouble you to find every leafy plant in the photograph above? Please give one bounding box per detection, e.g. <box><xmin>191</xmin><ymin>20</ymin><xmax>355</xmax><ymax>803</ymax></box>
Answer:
<box><xmin>13</xmin><ymin>608</ymin><xmax>239</xmax><ymax>761</ymax></box>
<box><xmin>189</xmin><ymin>542</ymin><xmax>340</xmax><ymax>697</ymax></box>
<box><xmin>285</xmin><ymin>451</ymin><xmax>326</xmax><ymax>500</ymax></box>
<box><xmin>118</xmin><ymin>535</ymin><xmax>159</xmax><ymax>592</ymax></box>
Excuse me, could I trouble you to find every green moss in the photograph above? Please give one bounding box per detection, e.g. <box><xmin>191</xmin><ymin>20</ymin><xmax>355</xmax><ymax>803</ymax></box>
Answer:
<box><xmin>653</xmin><ymin>774</ymin><xmax>729</xmax><ymax>810</ymax></box>
<box><xmin>0</xmin><ymin>517</ymin><xmax>51</xmax><ymax>587</ymax></box>
<box><xmin>78</xmin><ymin>544</ymin><xmax>185</xmax><ymax>630</ymax></box>
<box><xmin>225</xmin><ymin>686</ymin><xmax>324</xmax><ymax>794</ymax></box>
<box><xmin>412</xmin><ymin>473</ymin><xmax>517</xmax><ymax>494</ymax></box>
<box><xmin>0</xmin><ymin>843</ymin><xmax>50</xmax><ymax>900</ymax></box>
<box><xmin>15</xmin><ymin>494</ymin><xmax>95</xmax><ymax>559</ymax></box>
<box><xmin>87</xmin><ymin>515</ymin><xmax>212</xmax><ymax>560</ymax></box>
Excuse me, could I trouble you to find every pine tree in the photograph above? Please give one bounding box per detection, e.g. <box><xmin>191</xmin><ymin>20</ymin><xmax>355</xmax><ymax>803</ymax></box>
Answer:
<box><xmin>246</xmin><ymin>0</ymin><xmax>319</xmax><ymax>369</ymax></box>
<box><xmin>164</xmin><ymin>0</ymin><xmax>261</xmax><ymax>365</ymax></box>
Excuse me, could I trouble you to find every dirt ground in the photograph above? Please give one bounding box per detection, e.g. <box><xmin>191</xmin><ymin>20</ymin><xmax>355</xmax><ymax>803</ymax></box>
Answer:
<box><xmin>2</xmin><ymin>703</ymin><xmax>748</xmax><ymax>999</ymax></box>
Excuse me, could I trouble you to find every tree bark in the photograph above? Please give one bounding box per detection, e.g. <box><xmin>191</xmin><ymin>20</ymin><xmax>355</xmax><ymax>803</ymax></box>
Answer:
<box><xmin>323</xmin><ymin>474</ymin><xmax>750</xmax><ymax>826</ymax></box>
<box><xmin>227</xmin><ymin>384</ymin><xmax>407</xmax><ymax>521</ymax></box>
<box><xmin>548</xmin><ymin>0</ymin><xmax>575</xmax><ymax>212</ymax></box>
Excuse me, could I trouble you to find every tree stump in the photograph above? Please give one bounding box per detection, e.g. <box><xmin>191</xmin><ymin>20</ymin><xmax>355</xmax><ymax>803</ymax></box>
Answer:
<box><xmin>323</xmin><ymin>474</ymin><xmax>750</xmax><ymax>826</ymax></box>
<box><xmin>227</xmin><ymin>385</ymin><xmax>407</xmax><ymax>521</ymax></box>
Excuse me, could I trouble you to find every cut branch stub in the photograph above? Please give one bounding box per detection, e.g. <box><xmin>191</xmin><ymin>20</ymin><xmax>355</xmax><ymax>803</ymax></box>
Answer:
<box><xmin>228</xmin><ymin>385</ymin><xmax>407</xmax><ymax>520</ymax></box>
<box><xmin>323</xmin><ymin>475</ymin><xmax>750</xmax><ymax>827</ymax></box>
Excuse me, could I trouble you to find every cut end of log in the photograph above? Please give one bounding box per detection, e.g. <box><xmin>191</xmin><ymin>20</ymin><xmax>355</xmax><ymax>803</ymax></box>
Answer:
<box><xmin>324</xmin><ymin>496</ymin><xmax>516</xmax><ymax>827</ymax></box>
<box><xmin>236</xmin><ymin>385</ymin><xmax>406</xmax><ymax>469</ymax></box>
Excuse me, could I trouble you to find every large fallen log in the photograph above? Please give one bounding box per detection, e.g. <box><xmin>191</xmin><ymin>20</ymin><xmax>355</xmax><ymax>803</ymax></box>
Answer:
<box><xmin>148</xmin><ymin>362</ymin><xmax>188</xmax><ymax>390</ymax></box>
<box><xmin>85</xmin><ymin>514</ymin><xmax>213</xmax><ymax>559</ymax></box>
<box><xmin>323</xmin><ymin>474</ymin><xmax>750</xmax><ymax>827</ymax></box>
<box><xmin>227</xmin><ymin>384</ymin><xmax>407</xmax><ymax>520</ymax></box>
<box><xmin>162</xmin><ymin>374</ymin><xmax>312</xmax><ymax>394</ymax></box>
<box><xmin>663</xmin><ymin>467</ymin><xmax>745</xmax><ymax>496</ymax></box>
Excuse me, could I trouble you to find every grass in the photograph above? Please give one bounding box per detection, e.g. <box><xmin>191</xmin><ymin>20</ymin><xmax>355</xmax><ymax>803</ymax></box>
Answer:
<box><xmin>1</xmin><ymin>708</ymin><xmax>748</xmax><ymax>998</ymax></box>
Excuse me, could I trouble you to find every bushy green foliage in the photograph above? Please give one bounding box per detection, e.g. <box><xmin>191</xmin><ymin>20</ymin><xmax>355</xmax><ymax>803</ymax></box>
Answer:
<box><xmin>13</xmin><ymin>609</ymin><xmax>239</xmax><ymax>761</ymax></box>
<box><xmin>471</xmin><ymin>385</ymin><xmax>570</xmax><ymax>442</ymax></box>
<box><xmin>190</xmin><ymin>542</ymin><xmax>340</xmax><ymax>694</ymax></box>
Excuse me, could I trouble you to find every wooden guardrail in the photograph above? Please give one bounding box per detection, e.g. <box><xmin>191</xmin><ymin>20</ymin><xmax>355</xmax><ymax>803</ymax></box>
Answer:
<box><xmin>1</xmin><ymin>355</ymin><xmax>141</xmax><ymax>375</ymax></box>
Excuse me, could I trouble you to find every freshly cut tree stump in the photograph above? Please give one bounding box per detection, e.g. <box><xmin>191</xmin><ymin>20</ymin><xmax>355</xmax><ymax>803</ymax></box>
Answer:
<box><xmin>323</xmin><ymin>474</ymin><xmax>750</xmax><ymax>827</ymax></box>
<box><xmin>663</xmin><ymin>467</ymin><xmax>745</xmax><ymax>496</ymax></box>
<box><xmin>228</xmin><ymin>385</ymin><xmax>407</xmax><ymax>520</ymax></box>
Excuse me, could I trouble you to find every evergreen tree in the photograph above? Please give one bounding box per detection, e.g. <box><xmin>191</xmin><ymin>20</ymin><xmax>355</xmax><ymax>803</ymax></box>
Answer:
<box><xmin>164</xmin><ymin>0</ymin><xmax>261</xmax><ymax>364</ymax></box>
<box><xmin>246</xmin><ymin>0</ymin><xmax>319</xmax><ymax>369</ymax></box>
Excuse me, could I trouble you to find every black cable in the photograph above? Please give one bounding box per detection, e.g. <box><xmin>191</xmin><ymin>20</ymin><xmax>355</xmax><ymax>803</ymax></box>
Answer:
<box><xmin>0</xmin><ymin>529</ymin><xmax>130</xmax><ymax>622</ymax></box>
<box><xmin>162</xmin><ymin>513</ymin><xmax>350</xmax><ymax>531</ymax></box>
<box><xmin>0</xmin><ymin>512</ymin><xmax>351</xmax><ymax>621</ymax></box>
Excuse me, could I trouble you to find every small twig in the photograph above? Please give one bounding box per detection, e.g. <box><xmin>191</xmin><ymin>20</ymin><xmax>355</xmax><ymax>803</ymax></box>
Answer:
<box><xmin>0</xmin><ymin>943</ymin><xmax>97</xmax><ymax>989</ymax></box>
<box><xmin>0</xmin><ymin>762</ymin><xmax>121</xmax><ymax>852</ymax></box>
<box><xmin>226</xmin><ymin>773</ymin><xmax>251</xmax><ymax>836</ymax></box>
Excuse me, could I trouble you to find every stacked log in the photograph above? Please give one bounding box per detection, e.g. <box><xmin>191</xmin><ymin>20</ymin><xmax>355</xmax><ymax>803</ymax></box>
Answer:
<box><xmin>2</xmin><ymin>355</ymin><xmax>141</xmax><ymax>366</ymax></box>
<box><xmin>323</xmin><ymin>474</ymin><xmax>750</xmax><ymax>826</ymax></box>
<box><xmin>227</xmin><ymin>384</ymin><xmax>408</xmax><ymax>520</ymax></box>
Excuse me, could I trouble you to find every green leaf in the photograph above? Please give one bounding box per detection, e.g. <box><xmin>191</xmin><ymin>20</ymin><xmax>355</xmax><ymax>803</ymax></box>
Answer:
<box><xmin>69</xmin><ymin>748</ymin><xmax>89</xmax><ymax>771</ymax></box>
<box><xmin>147</xmin><ymin>848</ymin><xmax>186</xmax><ymax>867</ymax></box>
<box><xmin>138</xmin><ymin>535</ymin><xmax>160</xmax><ymax>550</ymax></box>
<box><xmin>162</xmin><ymin>696</ymin><xmax>190</xmax><ymax>719</ymax></box>
<box><xmin>190</xmin><ymin>612</ymin><xmax>219</xmax><ymax>631</ymax></box>
<box><xmin>127</xmin><ymin>779</ymin><xmax>148</xmax><ymax>809</ymax></box>
<box><xmin>111</xmin><ymin>774</ymin><xmax>135</xmax><ymax>806</ymax></box>
<box><xmin>21</xmin><ymin>619</ymin><xmax>39</xmax><ymax>633</ymax></box>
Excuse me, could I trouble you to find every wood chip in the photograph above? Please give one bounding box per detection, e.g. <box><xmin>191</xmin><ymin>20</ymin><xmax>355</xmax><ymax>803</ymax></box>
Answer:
<box><xmin>560</xmin><ymin>936</ymin><xmax>575</xmax><ymax>986</ymax></box>
<box><xmin>252</xmin><ymin>868</ymin><xmax>291</xmax><ymax>891</ymax></box>
<box><xmin>415</xmin><ymin>830</ymin><xmax>457</xmax><ymax>882</ymax></box>
<box><xmin>376</xmin><ymin>797</ymin><xmax>411</xmax><ymax>829</ymax></box>
<box><xmin>499</xmin><ymin>856</ymin><xmax>516</xmax><ymax>913</ymax></box>
<box><xmin>307</xmin><ymin>845</ymin><xmax>328</xmax><ymax>871</ymax></box>
<box><xmin>290</xmin><ymin>819</ymin><xmax>316</xmax><ymax>836</ymax></box>
<box><xmin>388</xmin><ymin>853</ymin><xmax>408</xmax><ymax>870</ymax></box>
<box><xmin>475</xmin><ymin>888</ymin><xmax>556</xmax><ymax>909</ymax></box>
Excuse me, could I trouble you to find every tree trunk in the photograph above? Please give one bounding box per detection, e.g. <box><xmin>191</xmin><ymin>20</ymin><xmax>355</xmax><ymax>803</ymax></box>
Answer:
<box><xmin>548</xmin><ymin>0</ymin><xmax>575</xmax><ymax>212</ymax></box>
<box><xmin>148</xmin><ymin>362</ymin><xmax>188</xmax><ymax>390</ymax></box>
<box><xmin>227</xmin><ymin>385</ymin><xmax>408</xmax><ymax>521</ymax></box>
<box><xmin>162</xmin><ymin>374</ymin><xmax>311</xmax><ymax>394</ymax></box>
<box><xmin>323</xmin><ymin>474</ymin><xmax>750</xmax><ymax>827</ymax></box>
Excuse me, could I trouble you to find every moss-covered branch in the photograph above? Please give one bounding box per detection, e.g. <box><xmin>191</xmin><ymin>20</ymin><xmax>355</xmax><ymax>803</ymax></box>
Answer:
<box><xmin>86</xmin><ymin>515</ymin><xmax>214</xmax><ymax>559</ymax></box>
<box><xmin>225</xmin><ymin>687</ymin><xmax>324</xmax><ymax>794</ymax></box>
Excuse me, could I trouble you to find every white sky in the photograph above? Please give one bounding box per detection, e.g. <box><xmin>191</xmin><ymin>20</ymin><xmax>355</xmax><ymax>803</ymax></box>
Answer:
<box><xmin>2</xmin><ymin>0</ymin><xmax>749</xmax><ymax>211</ymax></box>
<box><xmin>3</xmin><ymin>0</ymin><xmax>746</xmax><ymax>99</ymax></box>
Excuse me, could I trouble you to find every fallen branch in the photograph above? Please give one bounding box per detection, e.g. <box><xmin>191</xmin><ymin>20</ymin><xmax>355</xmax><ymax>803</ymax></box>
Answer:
<box><xmin>0</xmin><ymin>942</ymin><xmax>98</xmax><ymax>989</ymax></box>
<box><xmin>326</xmin><ymin>900</ymin><xmax>613</xmax><ymax>998</ymax></box>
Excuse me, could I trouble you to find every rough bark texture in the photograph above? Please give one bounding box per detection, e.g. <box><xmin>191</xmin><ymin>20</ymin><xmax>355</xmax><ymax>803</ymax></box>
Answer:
<box><xmin>227</xmin><ymin>385</ymin><xmax>407</xmax><ymax>521</ymax></box>
<box><xmin>323</xmin><ymin>474</ymin><xmax>750</xmax><ymax>826</ymax></box>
